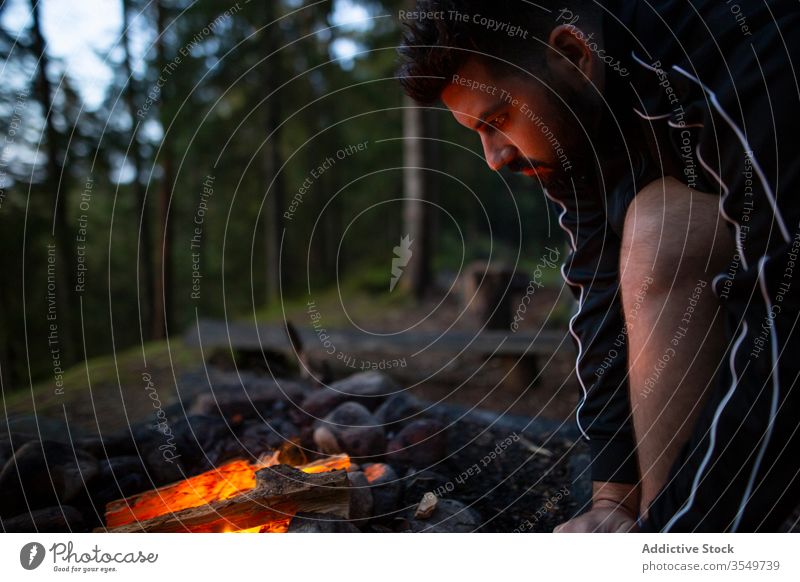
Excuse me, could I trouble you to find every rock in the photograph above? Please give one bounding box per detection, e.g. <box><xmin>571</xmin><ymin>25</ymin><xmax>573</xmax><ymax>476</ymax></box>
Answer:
<box><xmin>0</xmin><ymin>438</ymin><xmax>10</xmax><ymax>470</ymax></box>
<box><xmin>238</xmin><ymin>419</ymin><xmax>300</xmax><ymax>457</ymax></box>
<box><xmin>298</xmin><ymin>390</ymin><xmax>343</xmax><ymax>420</ymax></box>
<box><xmin>402</xmin><ymin>469</ymin><xmax>450</xmax><ymax>506</ymax></box>
<box><xmin>287</xmin><ymin>512</ymin><xmax>360</xmax><ymax>533</ymax></box>
<box><xmin>363</xmin><ymin>463</ymin><xmax>403</xmax><ymax>518</ymax></box>
<box><xmin>363</xmin><ymin>463</ymin><xmax>398</xmax><ymax>485</ymax></box>
<box><xmin>0</xmin><ymin>415</ymin><xmax>89</xmax><ymax>445</ymax></box>
<box><xmin>89</xmin><ymin>456</ymin><xmax>151</xmax><ymax>506</ymax></box>
<box><xmin>407</xmin><ymin>498</ymin><xmax>480</xmax><ymax>533</ymax></box>
<box><xmin>386</xmin><ymin>419</ymin><xmax>447</xmax><ymax>467</ymax></box>
<box><xmin>102</xmin><ymin>455</ymin><xmax>148</xmax><ymax>477</ymax></box>
<box><xmin>414</xmin><ymin>492</ymin><xmax>438</xmax><ymax>520</ymax></box>
<box><xmin>0</xmin><ymin>437</ymin><xmax>14</xmax><ymax>459</ymax></box>
<box><xmin>140</xmin><ymin>415</ymin><xmax>232</xmax><ymax>485</ymax></box>
<box><xmin>0</xmin><ymin>440</ymin><xmax>98</xmax><ymax>517</ymax></box>
<box><xmin>190</xmin><ymin>377</ymin><xmax>308</xmax><ymax>422</ymax></box>
<box><xmin>91</xmin><ymin>473</ymin><xmax>149</xmax><ymax>508</ymax></box>
<box><xmin>1</xmin><ymin>505</ymin><xmax>85</xmax><ymax>532</ymax></box>
<box><xmin>313</xmin><ymin>426</ymin><xmax>341</xmax><ymax>455</ymax></box>
<box><xmin>301</xmin><ymin>371</ymin><xmax>400</xmax><ymax>417</ymax></box>
<box><xmin>315</xmin><ymin>402</ymin><xmax>385</xmax><ymax>459</ymax></box>
<box><xmin>374</xmin><ymin>394</ymin><xmax>424</xmax><ymax>430</ymax></box>
<box><xmin>75</xmin><ymin>428</ymin><xmax>150</xmax><ymax>459</ymax></box>
<box><xmin>347</xmin><ymin>471</ymin><xmax>373</xmax><ymax>521</ymax></box>
<box><xmin>330</xmin><ymin>371</ymin><xmax>400</xmax><ymax>400</ymax></box>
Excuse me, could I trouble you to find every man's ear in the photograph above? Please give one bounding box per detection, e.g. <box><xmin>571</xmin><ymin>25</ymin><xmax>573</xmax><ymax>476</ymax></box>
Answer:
<box><xmin>545</xmin><ymin>24</ymin><xmax>597</xmax><ymax>89</ymax></box>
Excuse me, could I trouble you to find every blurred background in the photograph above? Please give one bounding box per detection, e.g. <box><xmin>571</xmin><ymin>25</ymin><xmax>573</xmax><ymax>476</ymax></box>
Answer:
<box><xmin>0</xmin><ymin>0</ymin><xmax>576</xmax><ymax>430</ymax></box>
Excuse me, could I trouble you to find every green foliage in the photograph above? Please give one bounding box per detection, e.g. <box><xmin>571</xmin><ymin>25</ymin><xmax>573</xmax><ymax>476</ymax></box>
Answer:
<box><xmin>0</xmin><ymin>0</ymin><xmax>557</xmax><ymax>392</ymax></box>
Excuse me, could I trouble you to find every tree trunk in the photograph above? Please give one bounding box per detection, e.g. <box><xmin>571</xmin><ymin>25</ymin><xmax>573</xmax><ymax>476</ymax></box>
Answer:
<box><xmin>30</xmin><ymin>0</ymin><xmax>76</xmax><ymax>362</ymax></box>
<box><xmin>262</xmin><ymin>1</ymin><xmax>285</xmax><ymax>306</ymax></box>
<box><xmin>121</xmin><ymin>0</ymin><xmax>155</xmax><ymax>339</ymax></box>
<box><xmin>400</xmin><ymin>96</ymin><xmax>431</xmax><ymax>299</ymax></box>
<box><xmin>152</xmin><ymin>0</ymin><xmax>174</xmax><ymax>339</ymax></box>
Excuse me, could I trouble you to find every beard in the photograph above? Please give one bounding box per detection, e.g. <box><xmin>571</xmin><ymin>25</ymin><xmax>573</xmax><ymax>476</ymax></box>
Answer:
<box><xmin>516</xmin><ymin>75</ymin><xmax>604</xmax><ymax>200</ymax></box>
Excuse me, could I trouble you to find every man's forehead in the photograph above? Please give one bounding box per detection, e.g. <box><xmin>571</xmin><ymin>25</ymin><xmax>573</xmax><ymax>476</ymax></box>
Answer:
<box><xmin>441</xmin><ymin>60</ymin><xmax>505</xmax><ymax>129</ymax></box>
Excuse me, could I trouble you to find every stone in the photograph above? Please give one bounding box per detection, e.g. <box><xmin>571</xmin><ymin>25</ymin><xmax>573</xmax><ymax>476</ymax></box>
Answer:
<box><xmin>89</xmin><ymin>456</ymin><xmax>151</xmax><ymax>506</ymax></box>
<box><xmin>238</xmin><ymin>419</ymin><xmax>300</xmax><ymax>457</ymax></box>
<box><xmin>363</xmin><ymin>463</ymin><xmax>403</xmax><ymax>519</ymax></box>
<box><xmin>313</xmin><ymin>426</ymin><xmax>341</xmax><ymax>455</ymax></box>
<box><xmin>1</xmin><ymin>505</ymin><xmax>85</xmax><ymax>532</ymax></box>
<box><xmin>190</xmin><ymin>377</ymin><xmax>308</xmax><ymax>422</ymax></box>
<box><xmin>301</xmin><ymin>371</ymin><xmax>401</xmax><ymax>417</ymax></box>
<box><xmin>0</xmin><ymin>415</ymin><xmax>89</xmax><ymax>445</ymax></box>
<box><xmin>347</xmin><ymin>471</ymin><xmax>373</xmax><ymax>521</ymax></box>
<box><xmin>407</xmin><ymin>498</ymin><xmax>481</xmax><ymax>533</ymax></box>
<box><xmin>140</xmin><ymin>415</ymin><xmax>232</xmax><ymax>485</ymax></box>
<box><xmin>401</xmin><ymin>469</ymin><xmax>450</xmax><ymax>506</ymax></box>
<box><xmin>386</xmin><ymin>419</ymin><xmax>447</xmax><ymax>467</ymax></box>
<box><xmin>73</xmin><ymin>435</ymin><xmax>127</xmax><ymax>458</ymax></box>
<box><xmin>414</xmin><ymin>492</ymin><xmax>438</xmax><ymax>520</ymax></box>
<box><xmin>287</xmin><ymin>512</ymin><xmax>360</xmax><ymax>533</ymax></box>
<box><xmin>316</xmin><ymin>402</ymin><xmax>385</xmax><ymax>459</ymax></box>
<box><xmin>374</xmin><ymin>394</ymin><xmax>425</xmax><ymax>430</ymax></box>
<box><xmin>0</xmin><ymin>440</ymin><xmax>98</xmax><ymax>517</ymax></box>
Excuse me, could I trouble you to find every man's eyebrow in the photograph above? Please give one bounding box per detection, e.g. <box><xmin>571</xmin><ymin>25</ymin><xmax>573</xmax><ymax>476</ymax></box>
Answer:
<box><xmin>472</xmin><ymin>102</ymin><xmax>506</xmax><ymax>130</ymax></box>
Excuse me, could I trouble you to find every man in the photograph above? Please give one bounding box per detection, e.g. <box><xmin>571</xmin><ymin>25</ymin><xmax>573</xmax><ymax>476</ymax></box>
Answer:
<box><xmin>398</xmin><ymin>0</ymin><xmax>800</xmax><ymax>532</ymax></box>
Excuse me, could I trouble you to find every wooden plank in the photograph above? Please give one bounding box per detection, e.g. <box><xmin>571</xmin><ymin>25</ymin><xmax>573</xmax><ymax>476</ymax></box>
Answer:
<box><xmin>185</xmin><ymin>319</ymin><xmax>567</xmax><ymax>358</ymax></box>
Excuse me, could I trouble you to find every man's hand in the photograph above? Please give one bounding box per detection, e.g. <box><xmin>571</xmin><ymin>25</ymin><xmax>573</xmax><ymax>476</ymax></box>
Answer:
<box><xmin>553</xmin><ymin>481</ymin><xmax>640</xmax><ymax>533</ymax></box>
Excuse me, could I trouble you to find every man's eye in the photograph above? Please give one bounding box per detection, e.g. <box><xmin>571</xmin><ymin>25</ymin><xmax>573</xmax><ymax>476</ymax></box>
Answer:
<box><xmin>490</xmin><ymin>114</ymin><xmax>507</xmax><ymax>128</ymax></box>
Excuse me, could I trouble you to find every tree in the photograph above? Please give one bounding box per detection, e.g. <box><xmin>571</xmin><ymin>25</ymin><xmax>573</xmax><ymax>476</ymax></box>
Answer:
<box><xmin>260</xmin><ymin>0</ymin><xmax>285</xmax><ymax>307</ymax></box>
<box><xmin>400</xmin><ymin>96</ymin><xmax>433</xmax><ymax>299</ymax></box>
<box><xmin>121</xmin><ymin>0</ymin><xmax>155</xmax><ymax>338</ymax></box>
<box><xmin>30</xmin><ymin>0</ymin><xmax>77</xmax><ymax>361</ymax></box>
<box><xmin>152</xmin><ymin>0</ymin><xmax>175</xmax><ymax>339</ymax></box>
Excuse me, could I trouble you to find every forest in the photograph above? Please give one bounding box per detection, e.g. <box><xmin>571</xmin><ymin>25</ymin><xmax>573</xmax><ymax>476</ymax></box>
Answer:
<box><xmin>0</xmin><ymin>0</ymin><xmax>558</xmax><ymax>399</ymax></box>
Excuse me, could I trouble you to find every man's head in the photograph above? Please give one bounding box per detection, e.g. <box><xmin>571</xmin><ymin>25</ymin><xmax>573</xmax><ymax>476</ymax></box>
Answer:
<box><xmin>398</xmin><ymin>0</ymin><xmax>607</xmax><ymax>193</ymax></box>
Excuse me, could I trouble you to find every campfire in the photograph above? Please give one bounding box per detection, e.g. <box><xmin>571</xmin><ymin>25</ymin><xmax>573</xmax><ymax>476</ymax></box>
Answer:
<box><xmin>103</xmin><ymin>451</ymin><xmax>352</xmax><ymax>533</ymax></box>
<box><xmin>1</xmin><ymin>368</ymin><xmax>580</xmax><ymax>534</ymax></box>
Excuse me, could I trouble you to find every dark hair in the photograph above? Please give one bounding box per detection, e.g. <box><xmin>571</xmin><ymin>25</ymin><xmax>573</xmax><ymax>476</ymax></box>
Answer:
<box><xmin>397</xmin><ymin>0</ymin><xmax>596</xmax><ymax>104</ymax></box>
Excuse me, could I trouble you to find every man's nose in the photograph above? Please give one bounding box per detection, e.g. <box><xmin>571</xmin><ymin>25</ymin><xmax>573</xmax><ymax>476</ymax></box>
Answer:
<box><xmin>481</xmin><ymin>138</ymin><xmax>516</xmax><ymax>171</ymax></box>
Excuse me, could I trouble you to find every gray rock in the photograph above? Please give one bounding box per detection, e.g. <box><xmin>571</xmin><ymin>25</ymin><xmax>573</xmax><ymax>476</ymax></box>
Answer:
<box><xmin>406</xmin><ymin>498</ymin><xmax>480</xmax><ymax>533</ymax></box>
<box><xmin>402</xmin><ymin>469</ymin><xmax>450</xmax><ymax>506</ymax></box>
<box><xmin>312</xmin><ymin>426</ymin><xmax>341</xmax><ymax>455</ymax></box>
<box><xmin>301</xmin><ymin>371</ymin><xmax>400</xmax><ymax>417</ymax></box>
<box><xmin>386</xmin><ymin>419</ymin><xmax>447</xmax><ymax>467</ymax></box>
<box><xmin>315</xmin><ymin>402</ymin><xmax>385</xmax><ymax>459</ymax></box>
<box><xmin>141</xmin><ymin>414</ymin><xmax>233</xmax><ymax>485</ymax></box>
<box><xmin>287</xmin><ymin>512</ymin><xmax>360</xmax><ymax>533</ymax></box>
<box><xmin>374</xmin><ymin>394</ymin><xmax>424</xmax><ymax>430</ymax></box>
<box><xmin>363</xmin><ymin>463</ymin><xmax>403</xmax><ymax>518</ymax></box>
<box><xmin>0</xmin><ymin>440</ymin><xmax>98</xmax><ymax>517</ymax></box>
<box><xmin>347</xmin><ymin>471</ymin><xmax>373</xmax><ymax>521</ymax></box>
<box><xmin>1</xmin><ymin>505</ymin><xmax>85</xmax><ymax>532</ymax></box>
<box><xmin>0</xmin><ymin>415</ymin><xmax>89</xmax><ymax>445</ymax></box>
<box><xmin>238</xmin><ymin>419</ymin><xmax>300</xmax><ymax>456</ymax></box>
<box><xmin>190</xmin><ymin>377</ymin><xmax>307</xmax><ymax>421</ymax></box>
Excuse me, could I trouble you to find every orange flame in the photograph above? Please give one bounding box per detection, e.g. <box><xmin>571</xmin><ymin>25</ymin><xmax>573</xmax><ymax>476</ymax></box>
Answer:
<box><xmin>105</xmin><ymin>453</ymin><xmax>350</xmax><ymax>533</ymax></box>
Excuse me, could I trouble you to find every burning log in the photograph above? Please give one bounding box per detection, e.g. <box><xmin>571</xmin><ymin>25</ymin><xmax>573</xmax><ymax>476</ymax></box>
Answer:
<box><xmin>101</xmin><ymin>464</ymin><xmax>350</xmax><ymax>533</ymax></box>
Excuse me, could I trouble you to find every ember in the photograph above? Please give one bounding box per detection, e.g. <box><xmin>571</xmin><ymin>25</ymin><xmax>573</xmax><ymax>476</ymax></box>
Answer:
<box><xmin>104</xmin><ymin>454</ymin><xmax>350</xmax><ymax>533</ymax></box>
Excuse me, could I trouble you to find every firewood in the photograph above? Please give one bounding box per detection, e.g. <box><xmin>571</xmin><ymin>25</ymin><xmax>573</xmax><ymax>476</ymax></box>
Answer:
<box><xmin>100</xmin><ymin>465</ymin><xmax>350</xmax><ymax>533</ymax></box>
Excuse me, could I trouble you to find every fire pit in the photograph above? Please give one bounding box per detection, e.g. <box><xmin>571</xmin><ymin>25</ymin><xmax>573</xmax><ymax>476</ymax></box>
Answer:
<box><xmin>0</xmin><ymin>368</ymin><xmax>587</xmax><ymax>533</ymax></box>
